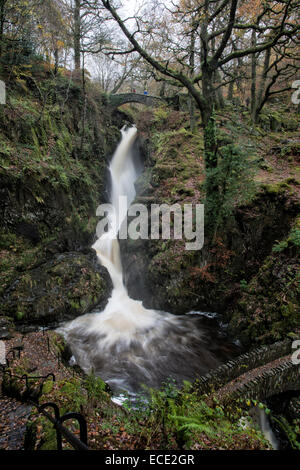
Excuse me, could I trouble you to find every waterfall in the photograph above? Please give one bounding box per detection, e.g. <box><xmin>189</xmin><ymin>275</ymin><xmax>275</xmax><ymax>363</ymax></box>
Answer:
<box><xmin>58</xmin><ymin>126</ymin><xmax>233</xmax><ymax>393</ymax></box>
<box><xmin>242</xmin><ymin>407</ymin><xmax>279</xmax><ymax>450</ymax></box>
<box><xmin>258</xmin><ymin>409</ymin><xmax>279</xmax><ymax>450</ymax></box>
<box><xmin>93</xmin><ymin>126</ymin><xmax>139</xmax><ymax>292</ymax></box>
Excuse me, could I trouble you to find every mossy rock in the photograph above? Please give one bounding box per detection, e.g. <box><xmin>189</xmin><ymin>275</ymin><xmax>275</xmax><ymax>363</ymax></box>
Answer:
<box><xmin>154</xmin><ymin>163</ymin><xmax>177</xmax><ymax>179</ymax></box>
<box><xmin>282</xmin><ymin>116</ymin><xmax>299</xmax><ymax>132</ymax></box>
<box><xmin>228</xmin><ymin>247</ymin><xmax>300</xmax><ymax>345</ymax></box>
<box><xmin>177</xmin><ymin>186</ymin><xmax>195</xmax><ymax>197</ymax></box>
<box><xmin>261</xmin><ymin>181</ymin><xmax>293</xmax><ymax>196</ymax></box>
<box><xmin>0</xmin><ymin>251</ymin><xmax>112</xmax><ymax>326</ymax></box>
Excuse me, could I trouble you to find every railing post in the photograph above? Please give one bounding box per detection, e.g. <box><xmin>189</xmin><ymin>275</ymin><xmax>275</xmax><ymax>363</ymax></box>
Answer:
<box><xmin>21</xmin><ymin>374</ymin><xmax>29</xmax><ymax>389</ymax></box>
<box><xmin>60</xmin><ymin>412</ymin><xmax>88</xmax><ymax>447</ymax></box>
<box><xmin>39</xmin><ymin>403</ymin><xmax>62</xmax><ymax>451</ymax></box>
<box><xmin>46</xmin><ymin>373</ymin><xmax>56</xmax><ymax>382</ymax></box>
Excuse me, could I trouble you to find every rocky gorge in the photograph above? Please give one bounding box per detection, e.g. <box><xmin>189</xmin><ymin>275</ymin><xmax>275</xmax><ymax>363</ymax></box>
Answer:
<box><xmin>0</xmin><ymin>68</ymin><xmax>299</xmax><ymax>451</ymax></box>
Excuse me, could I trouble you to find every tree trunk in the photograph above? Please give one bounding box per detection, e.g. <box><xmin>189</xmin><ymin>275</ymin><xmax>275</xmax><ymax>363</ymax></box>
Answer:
<box><xmin>54</xmin><ymin>47</ymin><xmax>59</xmax><ymax>75</ymax></box>
<box><xmin>227</xmin><ymin>79</ymin><xmax>234</xmax><ymax>101</ymax></box>
<box><xmin>250</xmin><ymin>30</ymin><xmax>257</xmax><ymax>122</ymax></box>
<box><xmin>0</xmin><ymin>0</ymin><xmax>7</xmax><ymax>57</ymax></box>
<box><xmin>254</xmin><ymin>47</ymin><xmax>271</xmax><ymax>122</ymax></box>
<box><xmin>74</xmin><ymin>0</ymin><xmax>81</xmax><ymax>70</ymax></box>
<box><xmin>202</xmin><ymin>66</ymin><xmax>217</xmax><ymax>163</ymax></box>
<box><xmin>201</xmin><ymin>65</ymin><xmax>220</xmax><ymax>235</ymax></box>
<box><xmin>80</xmin><ymin>53</ymin><xmax>87</xmax><ymax>153</ymax></box>
<box><xmin>188</xmin><ymin>95</ymin><xmax>196</xmax><ymax>132</ymax></box>
<box><xmin>159</xmin><ymin>81</ymin><xmax>166</xmax><ymax>98</ymax></box>
<box><xmin>235</xmin><ymin>40</ymin><xmax>244</xmax><ymax>97</ymax></box>
<box><xmin>215</xmin><ymin>69</ymin><xmax>225</xmax><ymax>109</ymax></box>
<box><xmin>189</xmin><ymin>26</ymin><xmax>196</xmax><ymax>132</ymax></box>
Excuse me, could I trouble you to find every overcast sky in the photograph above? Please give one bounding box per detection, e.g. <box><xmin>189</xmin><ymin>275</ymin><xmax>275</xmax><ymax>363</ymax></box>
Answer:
<box><xmin>86</xmin><ymin>0</ymin><xmax>142</xmax><ymax>78</ymax></box>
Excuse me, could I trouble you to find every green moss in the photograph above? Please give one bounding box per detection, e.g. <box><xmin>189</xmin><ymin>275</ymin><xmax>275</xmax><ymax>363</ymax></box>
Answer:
<box><xmin>38</xmin><ymin>417</ymin><xmax>58</xmax><ymax>450</ymax></box>
<box><xmin>153</xmin><ymin>106</ymin><xmax>170</xmax><ymax>124</ymax></box>
<box><xmin>0</xmin><ymin>231</ymin><xmax>18</xmax><ymax>249</ymax></box>
<box><xmin>230</xmin><ymin>243</ymin><xmax>300</xmax><ymax>345</ymax></box>
<box><xmin>262</xmin><ymin>181</ymin><xmax>293</xmax><ymax>195</ymax></box>
<box><xmin>16</xmin><ymin>311</ymin><xmax>25</xmax><ymax>321</ymax></box>
<box><xmin>153</xmin><ymin>163</ymin><xmax>176</xmax><ymax>179</ymax></box>
<box><xmin>42</xmin><ymin>379</ymin><xmax>54</xmax><ymax>395</ymax></box>
<box><xmin>272</xmin><ymin>217</ymin><xmax>300</xmax><ymax>253</ymax></box>
<box><xmin>282</xmin><ymin>116</ymin><xmax>299</xmax><ymax>132</ymax></box>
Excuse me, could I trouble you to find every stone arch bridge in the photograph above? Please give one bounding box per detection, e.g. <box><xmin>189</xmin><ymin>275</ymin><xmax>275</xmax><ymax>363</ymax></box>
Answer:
<box><xmin>194</xmin><ymin>339</ymin><xmax>300</xmax><ymax>406</ymax></box>
<box><xmin>107</xmin><ymin>92</ymin><xmax>167</xmax><ymax>108</ymax></box>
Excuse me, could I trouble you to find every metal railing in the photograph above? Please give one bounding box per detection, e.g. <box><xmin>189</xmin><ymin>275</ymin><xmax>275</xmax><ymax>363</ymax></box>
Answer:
<box><xmin>35</xmin><ymin>402</ymin><xmax>89</xmax><ymax>451</ymax></box>
<box><xmin>0</xmin><ymin>335</ymin><xmax>89</xmax><ymax>451</ymax></box>
<box><xmin>5</xmin><ymin>346</ymin><xmax>24</xmax><ymax>367</ymax></box>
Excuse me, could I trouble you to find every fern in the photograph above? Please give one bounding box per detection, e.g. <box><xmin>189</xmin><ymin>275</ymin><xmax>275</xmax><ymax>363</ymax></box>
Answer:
<box><xmin>272</xmin><ymin>416</ymin><xmax>300</xmax><ymax>450</ymax></box>
<box><xmin>170</xmin><ymin>400</ymin><xmax>230</xmax><ymax>441</ymax></box>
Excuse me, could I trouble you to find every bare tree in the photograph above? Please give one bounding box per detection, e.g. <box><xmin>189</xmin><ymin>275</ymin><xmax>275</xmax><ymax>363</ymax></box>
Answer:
<box><xmin>92</xmin><ymin>50</ymin><xmax>141</xmax><ymax>93</ymax></box>
<box><xmin>100</xmin><ymin>0</ymin><xmax>299</xmax><ymax>230</ymax></box>
<box><xmin>62</xmin><ymin>0</ymin><xmax>110</xmax><ymax>70</ymax></box>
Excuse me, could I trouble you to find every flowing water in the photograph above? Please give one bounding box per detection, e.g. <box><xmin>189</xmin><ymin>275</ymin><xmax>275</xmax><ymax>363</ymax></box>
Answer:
<box><xmin>58</xmin><ymin>126</ymin><xmax>235</xmax><ymax>393</ymax></box>
<box><xmin>258</xmin><ymin>409</ymin><xmax>279</xmax><ymax>450</ymax></box>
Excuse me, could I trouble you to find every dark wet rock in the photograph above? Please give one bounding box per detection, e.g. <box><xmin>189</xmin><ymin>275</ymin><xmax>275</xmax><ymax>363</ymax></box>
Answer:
<box><xmin>15</xmin><ymin>221</ymin><xmax>41</xmax><ymax>245</ymax></box>
<box><xmin>1</xmin><ymin>251</ymin><xmax>112</xmax><ymax>327</ymax></box>
<box><xmin>0</xmin><ymin>398</ymin><xmax>32</xmax><ymax>450</ymax></box>
<box><xmin>0</xmin><ymin>174</ymin><xmax>102</xmax><ymax>253</ymax></box>
<box><xmin>0</xmin><ymin>106</ymin><xmax>132</xmax><ymax>330</ymax></box>
<box><xmin>228</xmin><ymin>241</ymin><xmax>300</xmax><ymax>346</ymax></box>
<box><xmin>0</xmin><ymin>316</ymin><xmax>14</xmax><ymax>340</ymax></box>
<box><xmin>121</xmin><ymin>182</ymin><xmax>300</xmax><ymax>327</ymax></box>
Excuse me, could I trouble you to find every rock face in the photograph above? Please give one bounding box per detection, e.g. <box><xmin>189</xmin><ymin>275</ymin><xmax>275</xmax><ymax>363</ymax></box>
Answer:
<box><xmin>0</xmin><ymin>97</ymin><xmax>129</xmax><ymax>330</ymax></box>
<box><xmin>120</xmin><ymin>186</ymin><xmax>299</xmax><ymax>315</ymax></box>
<box><xmin>1</xmin><ymin>251</ymin><xmax>112</xmax><ymax>327</ymax></box>
<box><xmin>228</xmin><ymin>229</ymin><xmax>300</xmax><ymax>345</ymax></box>
<box><xmin>120</xmin><ymin>127</ymin><xmax>300</xmax><ymax>346</ymax></box>
<box><xmin>0</xmin><ymin>160</ymin><xmax>115</xmax><ymax>329</ymax></box>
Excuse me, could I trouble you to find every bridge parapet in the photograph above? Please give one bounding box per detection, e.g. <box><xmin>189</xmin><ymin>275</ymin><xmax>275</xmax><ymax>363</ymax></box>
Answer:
<box><xmin>194</xmin><ymin>339</ymin><xmax>297</xmax><ymax>396</ymax></box>
<box><xmin>107</xmin><ymin>93</ymin><xmax>165</xmax><ymax>108</ymax></box>
<box><xmin>216</xmin><ymin>355</ymin><xmax>300</xmax><ymax>405</ymax></box>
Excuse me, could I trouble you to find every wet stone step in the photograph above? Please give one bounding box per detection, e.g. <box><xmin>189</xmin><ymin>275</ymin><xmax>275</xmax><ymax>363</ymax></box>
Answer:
<box><xmin>0</xmin><ymin>397</ymin><xmax>32</xmax><ymax>450</ymax></box>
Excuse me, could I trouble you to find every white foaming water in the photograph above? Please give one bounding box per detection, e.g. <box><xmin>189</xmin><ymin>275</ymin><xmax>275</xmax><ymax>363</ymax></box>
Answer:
<box><xmin>58</xmin><ymin>126</ymin><xmax>234</xmax><ymax>393</ymax></box>
<box><xmin>258</xmin><ymin>408</ymin><xmax>279</xmax><ymax>450</ymax></box>
<box><xmin>241</xmin><ymin>408</ymin><xmax>279</xmax><ymax>450</ymax></box>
